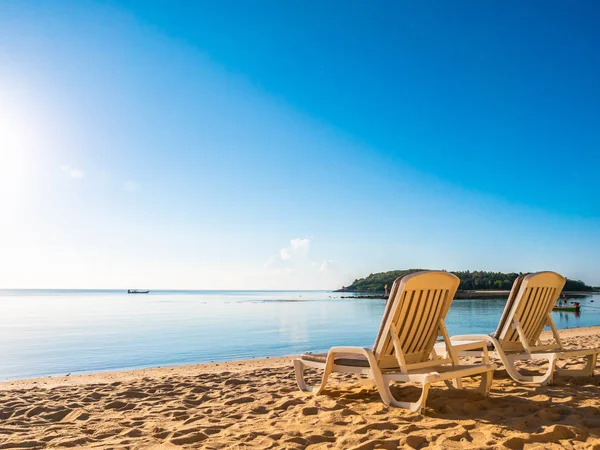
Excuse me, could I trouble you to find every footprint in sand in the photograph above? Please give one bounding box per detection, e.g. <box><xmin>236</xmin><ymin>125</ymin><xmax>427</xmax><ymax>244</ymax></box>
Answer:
<box><xmin>224</xmin><ymin>396</ymin><xmax>255</xmax><ymax>406</ymax></box>
<box><xmin>404</xmin><ymin>435</ymin><xmax>427</xmax><ymax>449</ymax></box>
<box><xmin>170</xmin><ymin>431</ymin><xmax>209</xmax><ymax>445</ymax></box>
<box><xmin>354</xmin><ymin>422</ymin><xmax>399</xmax><ymax>434</ymax></box>
<box><xmin>39</xmin><ymin>408</ymin><xmax>73</xmax><ymax>422</ymax></box>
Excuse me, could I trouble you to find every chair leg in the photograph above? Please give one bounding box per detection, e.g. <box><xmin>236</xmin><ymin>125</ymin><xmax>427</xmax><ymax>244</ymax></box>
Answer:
<box><xmin>504</xmin><ymin>354</ymin><xmax>556</xmax><ymax>385</ymax></box>
<box><xmin>293</xmin><ymin>359</ymin><xmax>333</xmax><ymax>395</ymax></box>
<box><xmin>443</xmin><ymin>378</ymin><xmax>463</xmax><ymax>389</ymax></box>
<box><xmin>555</xmin><ymin>353</ymin><xmax>598</xmax><ymax>377</ymax></box>
<box><xmin>478</xmin><ymin>369</ymin><xmax>493</xmax><ymax>395</ymax></box>
<box><xmin>443</xmin><ymin>371</ymin><xmax>492</xmax><ymax>395</ymax></box>
<box><xmin>443</xmin><ymin>379</ymin><xmax>455</xmax><ymax>389</ymax></box>
<box><xmin>375</xmin><ymin>375</ymin><xmax>431</xmax><ymax>413</ymax></box>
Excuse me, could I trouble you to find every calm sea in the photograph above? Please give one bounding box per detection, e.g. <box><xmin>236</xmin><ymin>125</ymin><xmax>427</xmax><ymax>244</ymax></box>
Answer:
<box><xmin>0</xmin><ymin>289</ymin><xmax>598</xmax><ymax>381</ymax></box>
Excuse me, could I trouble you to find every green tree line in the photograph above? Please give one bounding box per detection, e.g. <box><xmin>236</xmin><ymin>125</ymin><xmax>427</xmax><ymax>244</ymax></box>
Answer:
<box><xmin>338</xmin><ymin>269</ymin><xmax>595</xmax><ymax>292</ymax></box>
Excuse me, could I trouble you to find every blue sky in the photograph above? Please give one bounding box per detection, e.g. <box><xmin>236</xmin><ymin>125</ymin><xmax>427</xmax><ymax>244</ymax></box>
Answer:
<box><xmin>1</xmin><ymin>1</ymin><xmax>599</xmax><ymax>289</ymax></box>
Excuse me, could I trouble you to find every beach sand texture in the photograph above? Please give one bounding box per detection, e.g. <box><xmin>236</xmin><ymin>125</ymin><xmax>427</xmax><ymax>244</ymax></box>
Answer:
<box><xmin>1</xmin><ymin>327</ymin><xmax>599</xmax><ymax>449</ymax></box>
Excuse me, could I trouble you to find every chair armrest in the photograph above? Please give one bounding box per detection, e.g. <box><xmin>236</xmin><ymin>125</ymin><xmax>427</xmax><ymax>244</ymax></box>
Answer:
<box><xmin>328</xmin><ymin>346</ymin><xmax>375</xmax><ymax>360</ymax></box>
<box><xmin>329</xmin><ymin>346</ymin><xmax>373</xmax><ymax>355</ymax></box>
<box><xmin>447</xmin><ymin>339</ymin><xmax>492</xmax><ymax>363</ymax></box>
<box><xmin>327</xmin><ymin>347</ymin><xmax>380</xmax><ymax>368</ymax></box>
<box><xmin>450</xmin><ymin>340</ymin><xmax>490</xmax><ymax>352</ymax></box>
<box><xmin>450</xmin><ymin>334</ymin><xmax>494</xmax><ymax>343</ymax></box>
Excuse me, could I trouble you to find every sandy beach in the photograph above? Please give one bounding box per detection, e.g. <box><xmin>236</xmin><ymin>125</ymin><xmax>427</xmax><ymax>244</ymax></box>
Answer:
<box><xmin>1</xmin><ymin>326</ymin><xmax>599</xmax><ymax>449</ymax></box>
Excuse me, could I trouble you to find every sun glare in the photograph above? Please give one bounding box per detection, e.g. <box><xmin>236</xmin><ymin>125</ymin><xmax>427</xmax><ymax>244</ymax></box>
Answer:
<box><xmin>0</xmin><ymin>85</ymin><xmax>43</xmax><ymax>202</ymax></box>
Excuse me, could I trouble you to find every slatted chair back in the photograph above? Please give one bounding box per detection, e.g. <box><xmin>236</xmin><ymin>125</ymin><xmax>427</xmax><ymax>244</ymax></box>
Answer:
<box><xmin>491</xmin><ymin>273</ymin><xmax>528</xmax><ymax>340</ymax></box>
<box><xmin>496</xmin><ymin>271</ymin><xmax>566</xmax><ymax>352</ymax></box>
<box><xmin>373</xmin><ymin>271</ymin><xmax>460</xmax><ymax>370</ymax></box>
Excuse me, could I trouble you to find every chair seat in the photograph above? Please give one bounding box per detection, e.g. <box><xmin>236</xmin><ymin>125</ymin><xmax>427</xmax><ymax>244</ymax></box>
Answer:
<box><xmin>301</xmin><ymin>352</ymin><xmax>370</xmax><ymax>368</ymax></box>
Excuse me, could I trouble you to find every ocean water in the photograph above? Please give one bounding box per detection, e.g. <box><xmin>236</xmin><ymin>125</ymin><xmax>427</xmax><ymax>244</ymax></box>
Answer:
<box><xmin>0</xmin><ymin>289</ymin><xmax>598</xmax><ymax>381</ymax></box>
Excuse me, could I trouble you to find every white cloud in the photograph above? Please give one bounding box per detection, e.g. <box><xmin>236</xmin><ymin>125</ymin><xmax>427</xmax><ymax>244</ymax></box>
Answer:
<box><xmin>124</xmin><ymin>180</ymin><xmax>141</xmax><ymax>193</ymax></box>
<box><xmin>60</xmin><ymin>165</ymin><xmax>84</xmax><ymax>179</ymax></box>
<box><xmin>290</xmin><ymin>238</ymin><xmax>310</xmax><ymax>252</ymax></box>
<box><xmin>264</xmin><ymin>238</ymin><xmax>342</xmax><ymax>289</ymax></box>
<box><xmin>320</xmin><ymin>259</ymin><xmax>334</xmax><ymax>272</ymax></box>
<box><xmin>266</xmin><ymin>238</ymin><xmax>311</xmax><ymax>272</ymax></box>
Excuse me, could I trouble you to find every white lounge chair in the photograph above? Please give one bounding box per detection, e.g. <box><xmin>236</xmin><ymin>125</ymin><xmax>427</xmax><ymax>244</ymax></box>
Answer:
<box><xmin>293</xmin><ymin>271</ymin><xmax>497</xmax><ymax>412</ymax></box>
<box><xmin>440</xmin><ymin>271</ymin><xmax>599</xmax><ymax>385</ymax></box>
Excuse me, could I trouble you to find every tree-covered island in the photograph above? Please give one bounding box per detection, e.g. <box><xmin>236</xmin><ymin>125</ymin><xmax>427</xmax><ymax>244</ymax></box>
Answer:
<box><xmin>337</xmin><ymin>269</ymin><xmax>596</xmax><ymax>298</ymax></box>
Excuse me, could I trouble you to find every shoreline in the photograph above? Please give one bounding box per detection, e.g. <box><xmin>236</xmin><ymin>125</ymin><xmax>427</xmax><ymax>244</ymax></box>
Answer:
<box><xmin>2</xmin><ymin>325</ymin><xmax>599</xmax><ymax>390</ymax></box>
<box><xmin>341</xmin><ymin>290</ymin><xmax>599</xmax><ymax>300</ymax></box>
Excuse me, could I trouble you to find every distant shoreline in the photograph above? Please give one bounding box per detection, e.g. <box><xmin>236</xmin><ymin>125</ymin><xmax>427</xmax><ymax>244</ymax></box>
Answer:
<box><xmin>339</xmin><ymin>290</ymin><xmax>597</xmax><ymax>300</ymax></box>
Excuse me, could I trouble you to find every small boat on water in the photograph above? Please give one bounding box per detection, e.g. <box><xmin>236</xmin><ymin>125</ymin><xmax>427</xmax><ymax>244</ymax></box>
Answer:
<box><xmin>127</xmin><ymin>289</ymin><xmax>150</xmax><ymax>294</ymax></box>
<box><xmin>553</xmin><ymin>301</ymin><xmax>580</xmax><ymax>313</ymax></box>
<box><xmin>552</xmin><ymin>306</ymin><xmax>580</xmax><ymax>312</ymax></box>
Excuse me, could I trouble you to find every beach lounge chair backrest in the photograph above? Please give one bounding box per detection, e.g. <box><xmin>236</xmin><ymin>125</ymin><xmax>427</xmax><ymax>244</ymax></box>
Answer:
<box><xmin>497</xmin><ymin>271</ymin><xmax>566</xmax><ymax>352</ymax></box>
<box><xmin>373</xmin><ymin>271</ymin><xmax>460</xmax><ymax>369</ymax></box>
<box><xmin>491</xmin><ymin>273</ymin><xmax>528</xmax><ymax>339</ymax></box>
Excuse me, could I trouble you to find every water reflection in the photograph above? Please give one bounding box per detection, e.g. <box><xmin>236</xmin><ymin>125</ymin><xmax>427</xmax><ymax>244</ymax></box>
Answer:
<box><xmin>0</xmin><ymin>290</ymin><xmax>598</xmax><ymax>380</ymax></box>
